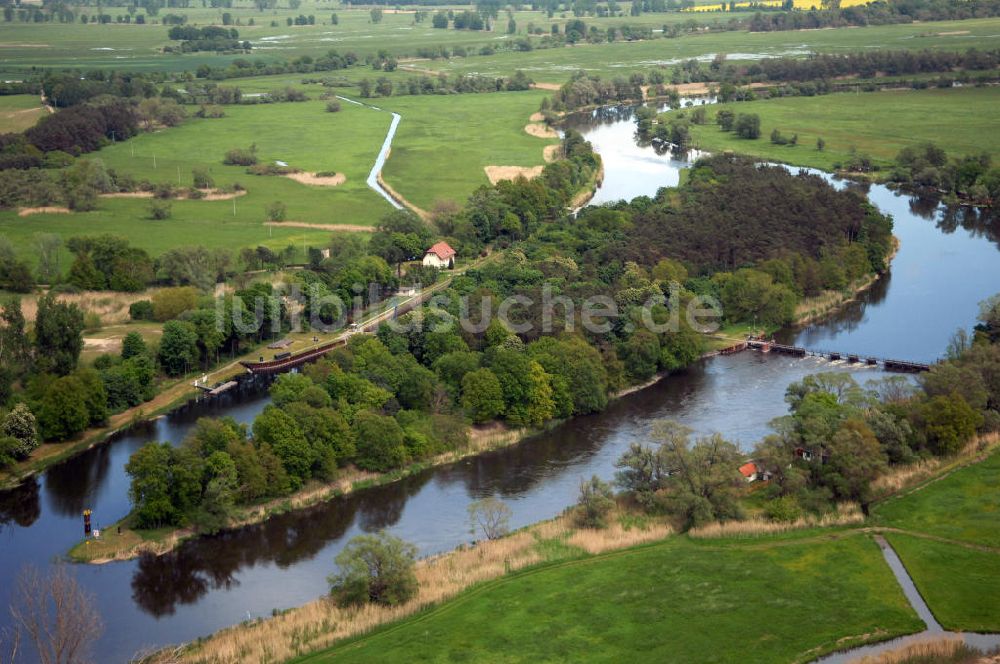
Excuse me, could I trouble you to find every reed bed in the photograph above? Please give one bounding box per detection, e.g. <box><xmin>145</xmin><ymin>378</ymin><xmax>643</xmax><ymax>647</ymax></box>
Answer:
<box><xmin>851</xmin><ymin>636</ymin><xmax>985</xmax><ymax>664</ymax></box>
<box><xmin>688</xmin><ymin>503</ymin><xmax>864</xmax><ymax>539</ymax></box>
<box><xmin>566</xmin><ymin>518</ymin><xmax>674</xmax><ymax>554</ymax></box>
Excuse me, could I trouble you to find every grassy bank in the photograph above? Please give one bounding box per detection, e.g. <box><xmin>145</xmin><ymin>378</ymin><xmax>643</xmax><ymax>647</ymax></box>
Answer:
<box><xmin>669</xmin><ymin>87</ymin><xmax>1000</xmax><ymax>174</ymax></box>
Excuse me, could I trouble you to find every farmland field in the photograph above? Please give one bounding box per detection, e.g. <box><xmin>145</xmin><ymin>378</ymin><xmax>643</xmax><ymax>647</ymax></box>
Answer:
<box><xmin>296</xmin><ymin>533</ymin><xmax>921</xmax><ymax>663</ymax></box>
<box><xmin>666</xmin><ymin>87</ymin><xmax>1000</xmax><ymax>172</ymax></box>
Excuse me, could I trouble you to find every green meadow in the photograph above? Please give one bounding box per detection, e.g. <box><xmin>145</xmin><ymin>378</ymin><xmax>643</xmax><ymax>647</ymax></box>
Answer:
<box><xmin>380</xmin><ymin>90</ymin><xmax>557</xmax><ymax>209</ymax></box>
<box><xmin>873</xmin><ymin>447</ymin><xmax>1000</xmax><ymax>632</ymax></box>
<box><xmin>874</xmin><ymin>446</ymin><xmax>1000</xmax><ymax>549</ymax></box>
<box><xmin>0</xmin><ymin>93</ymin><xmax>47</xmax><ymax>133</ymax></box>
<box><xmin>411</xmin><ymin>17</ymin><xmax>1000</xmax><ymax>82</ymax></box>
<box><xmin>666</xmin><ymin>87</ymin><xmax>1000</xmax><ymax>172</ymax></box>
<box><xmin>0</xmin><ymin>98</ymin><xmax>393</xmax><ymax>263</ymax></box>
<box><xmin>3</xmin><ymin>5</ymin><xmax>999</xmax><ymax>80</ymax></box>
<box><xmin>885</xmin><ymin>534</ymin><xmax>1000</xmax><ymax>632</ymax></box>
<box><xmin>297</xmin><ymin>533</ymin><xmax>921</xmax><ymax>663</ymax></box>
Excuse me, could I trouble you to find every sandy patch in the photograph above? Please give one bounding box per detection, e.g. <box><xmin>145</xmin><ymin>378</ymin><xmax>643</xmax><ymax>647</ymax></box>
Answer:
<box><xmin>99</xmin><ymin>189</ymin><xmax>247</xmax><ymax>201</ymax></box>
<box><xmin>529</xmin><ymin>112</ymin><xmax>545</xmax><ymax>122</ymax></box>
<box><xmin>666</xmin><ymin>81</ymin><xmax>771</xmax><ymax>96</ymax></box>
<box><xmin>530</xmin><ymin>82</ymin><xmax>562</xmax><ymax>91</ymax></box>
<box><xmin>264</xmin><ymin>221</ymin><xmax>373</xmax><ymax>232</ymax></box>
<box><xmin>84</xmin><ymin>337</ymin><xmax>122</xmax><ymax>353</ymax></box>
<box><xmin>543</xmin><ymin>144</ymin><xmax>561</xmax><ymax>163</ymax></box>
<box><xmin>484</xmin><ymin>165</ymin><xmax>545</xmax><ymax>185</ymax></box>
<box><xmin>525</xmin><ymin>123</ymin><xmax>557</xmax><ymax>139</ymax></box>
<box><xmin>18</xmin><ymin>206</ymin><xmax>71</xmax><ymax>217</ymax></box>
<box><xmin>200</xmin><ymin>189</ymin><xmax>247</xmax><ymax>201</ymax></box>
<box><xmin>0</xmin><ymin>43</ymin><xmax>50</xmax><ymax>48</ymax></box>
<box><xmin>936</xmin><ymin>30</ymin><xmax>970</xmax><ymax>35</ymax></box>
<box><xmin>284</xmin><ymin>172</ymin><xmax>346</xmax><ymax>187</ymax></box>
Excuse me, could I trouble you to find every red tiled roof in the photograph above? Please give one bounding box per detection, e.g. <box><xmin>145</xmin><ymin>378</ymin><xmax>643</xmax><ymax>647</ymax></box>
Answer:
<box><xmin>738</xmin><ymin>462</ymin><xmax>757</xmax><ymax>478</ymax></box>
<box><xmin>426</xmin><ymin>241</ymin><xmax>456</xmax><ymax>260</ymax></box>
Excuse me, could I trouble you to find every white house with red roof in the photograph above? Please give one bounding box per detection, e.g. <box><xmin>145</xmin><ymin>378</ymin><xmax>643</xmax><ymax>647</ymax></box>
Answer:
<box><xmin>423</xmin><ymin>241</ymin><xmax>456</xmax><ymax>269</ymax></box>
<box><xmin>738</xmin><ymin>461</ymin><xmax>759</xmax><ymax>483</ymax></box>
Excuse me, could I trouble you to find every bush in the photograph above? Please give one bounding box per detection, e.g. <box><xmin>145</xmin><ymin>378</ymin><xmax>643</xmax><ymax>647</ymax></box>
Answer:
<box><xmin>734</xmin><ymin>113</ymin><xmax>761</xmax><ymax>140</ymax></box>
<box><xmin>223</xmin><ymin>147</ymin><xmax>257</xmax><ymax>166</ymax></box>
<box><xmin>325</xmin><ymin>100</ymin><xmax>342</xmax><ymax>113</ymax></box>
<box><xmin>265</xmin><ymin>201</ymin><xmax>287</xmax><ymax>222</ymax></box>
<box><xmin>328</xmin><ymin>532</ymin><xmax>418</xmax><ymax>607</ymax></box>
<box><xmin>576</xmin><ymin>475</ymin><xmax>615</xmax><ymax>528</ymax></box>
<box><xmin>192</xmin><ymin>166</ymin><xmax>214</xmax><ymax>189</ymax></box>
<box><xmin>129</xmin><ymin>300</ymin><xmax>154</xmax><ymax>321</ymax></box>
<box><xmin>764</xmin><ymin>496</ymin><xmax>802</xmax><ymax>523</ymax></box>
<box><xmin>148</xmin><ymin>200</ymin><xmax>172</xmax><ymax>220</ymax></box>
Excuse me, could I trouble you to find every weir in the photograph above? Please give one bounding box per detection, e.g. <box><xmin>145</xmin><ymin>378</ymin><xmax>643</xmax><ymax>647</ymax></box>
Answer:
<box><xmin>743</xmin><ymin>339</ymin><xmax>931</xmax><ymax>373</ymax></box>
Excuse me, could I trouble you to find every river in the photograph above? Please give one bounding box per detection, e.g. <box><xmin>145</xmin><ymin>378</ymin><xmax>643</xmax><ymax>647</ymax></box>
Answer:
<box><xmin>1</xmin><ymin>102</ymin><xmax>999</xmax><ymax>662</ymax></box>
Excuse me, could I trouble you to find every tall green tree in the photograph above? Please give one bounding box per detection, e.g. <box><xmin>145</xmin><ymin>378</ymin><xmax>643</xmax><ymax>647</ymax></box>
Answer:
<box><xmin>34</xmin><ymin>293</ymin><xmax>84</xmax><ymax>376</ymax></box>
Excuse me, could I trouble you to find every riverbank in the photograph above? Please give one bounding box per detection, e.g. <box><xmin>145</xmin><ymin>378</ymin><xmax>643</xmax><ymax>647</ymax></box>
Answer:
<box><xmin>141</xmin><ymin>435</ymin><xmax>1000</xmax><ymax>664</ymax></box>
<box><xmin>794</xmin><ymin>236</ymin><xmax>901</xmax><ymax>328</ymax></box>
<box><xmin>67</xmin><ymin>355</ymin><xmax>690</xmax><ymax>564</ymax></box>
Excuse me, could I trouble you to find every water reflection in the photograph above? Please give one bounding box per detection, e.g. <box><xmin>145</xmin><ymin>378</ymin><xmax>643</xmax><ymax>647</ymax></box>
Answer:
<box><xmin>0</xmin><ymin>478</ymin><xmax>39</xmax><ymax>531</ymax></box>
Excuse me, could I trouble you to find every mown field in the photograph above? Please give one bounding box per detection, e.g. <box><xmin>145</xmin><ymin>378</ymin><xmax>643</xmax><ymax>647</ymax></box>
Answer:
<box><xmin>0</xmin><ymin>93</ymin><xmax>47</xmax><ymax>133</ymax></box>
<box><xmin>667</xmin><ymin>86</ymin><xmax>1000</xmax><ymax>172</ymax></box>
<box><xmin>874</xmin><ymin>447</ymin><xmax>1000</xmax><ymax>632</ymax></box>
<box><xmin>380</xmin><ymin>90</ymin><xmax>557</xmax><ymax>209</ymax></box>
<box><xmin>296</xmin><ymin>533</ymin><xmax>921</xmax><ymax>663</ymax></box>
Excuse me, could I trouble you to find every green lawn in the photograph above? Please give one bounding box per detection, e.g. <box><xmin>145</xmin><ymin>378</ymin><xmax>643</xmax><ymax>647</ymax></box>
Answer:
<box><xmin>0</xmin><ymin>93</ymin><xmax>46</xmax><ymax>133</ymax></box>
<box><xmin>380</xmin><ymin>90</ymin><xmax>557</xmax><ymax>209</ymax></box>
<box><xmin>667</xmin><ymin>87</ymin><xmax>1000</xmax><ymax>172</ymax></box>
<box><xmin>886</xmin><ymin>533</ymin><xmax>1000</xmax><ymax>633</ymax></box>
<box><xmin>297</xmin><ymin>534</ymin><xmax>921</xmax><ymax>663</ymax></box>
<box><xmin>874</xmin><ymin>447</ymin><xmax>1000</xmax><ymax>549</ymax></box>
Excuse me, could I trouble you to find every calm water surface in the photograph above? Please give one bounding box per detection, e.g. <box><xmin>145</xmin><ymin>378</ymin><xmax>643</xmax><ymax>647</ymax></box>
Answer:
<box><xmin>1</xmin><ymin>104</ymin><xmax>999</xmax><ymax>661</ymax></box>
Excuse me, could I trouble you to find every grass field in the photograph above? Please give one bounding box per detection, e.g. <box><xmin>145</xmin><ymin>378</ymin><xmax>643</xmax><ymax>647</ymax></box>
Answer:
<box><xmin>874</xmin><ymin>447</ymin><xmax>1000</xmax><ymax>549</ymax></box>
<box><xmin>2</xmin><ymin>6</ymin><xmax>999</xmax><ymax>81</ymax></box>
<box><xmin>664</xmin><ymin>87</ymin><xmax>1000</xmax><ymax>172</ymax></box>
<box><xmin>885</xmin><ymin>533</ymin><xmax>1000</xmax><ymax>633</ymax></box>
<box><xmin>0</xmin><ymin>4</ymin><xmax>743</xmax><ymax>78</ymax></box>
<box><xmin>0</xmin><ymin>93</ymin><xmax>47</xmax><ymax>132</ymax></box>
<box><xmin>872</xmin><ymin>447</ymin><xmax>1000</xmax><ymax>633</ymax></box>
<box><xmin>408</xmin><ymin>17</ymin><xmax>1000</xmax><ymax>82</ymax></box>
<box><xmin>380</xmin><ymin>90</ymin><xmax>557</xmax><ymax>209</ymax></box>
<box><xmin>0</xmin><ymin>98</ymin><xmax>394</xmax><ymax>264</ymax></box>
<box><xmin>297</xmin><ymin>533</ymin><xmax>921</xmax><ymax>663</ymax></box>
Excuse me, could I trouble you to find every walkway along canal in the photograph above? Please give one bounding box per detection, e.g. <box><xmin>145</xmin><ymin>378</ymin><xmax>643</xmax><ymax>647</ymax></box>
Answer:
<box><xmin>1</xmin><ymin>101</ymin><xmax>999</xmax><ymax>662</ymax></box>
